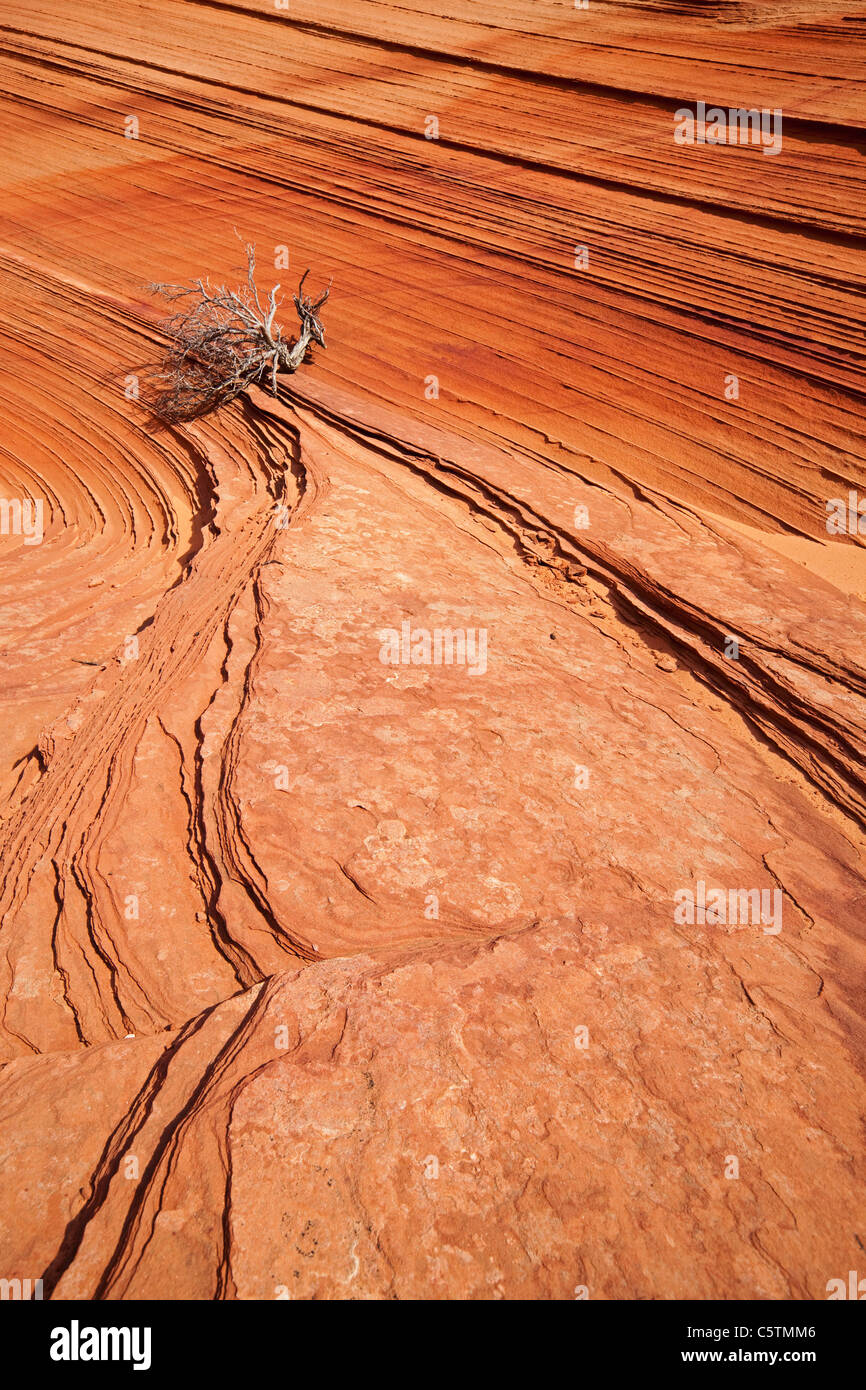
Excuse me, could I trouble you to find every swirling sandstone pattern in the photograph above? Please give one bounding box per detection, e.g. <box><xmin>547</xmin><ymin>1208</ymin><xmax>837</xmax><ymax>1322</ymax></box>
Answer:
<box><xmin>0</xmin><ymin>0</ymin><xmax>863</xmax><ymax>1299</ymax></box>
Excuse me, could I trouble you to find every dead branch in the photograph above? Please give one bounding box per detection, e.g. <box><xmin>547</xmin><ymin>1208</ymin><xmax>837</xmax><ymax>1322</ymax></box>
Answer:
<box><xmin>147</xmin><ymin>242</ymin><xmax>330</xmax><ymax>422</ymax></box>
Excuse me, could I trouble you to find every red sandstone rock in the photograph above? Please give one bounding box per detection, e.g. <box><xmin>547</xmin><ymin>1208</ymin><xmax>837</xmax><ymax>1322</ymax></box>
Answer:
<box><xmin>0</xmin><ymin>0</ymin><xmax>863</xmax><ymax>1300</ymax></box>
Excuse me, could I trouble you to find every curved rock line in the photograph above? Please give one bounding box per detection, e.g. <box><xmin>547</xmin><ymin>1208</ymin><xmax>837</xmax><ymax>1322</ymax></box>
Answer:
<box><xmin>0</xmin><ymin>0</ymin><xmax>863</xmax><ymax>1306</ymax></box>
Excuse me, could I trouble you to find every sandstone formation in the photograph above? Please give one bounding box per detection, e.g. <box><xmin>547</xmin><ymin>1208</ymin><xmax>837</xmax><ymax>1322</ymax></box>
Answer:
<box><xmin>0</xmin><ymin>0</ymin><xmax>863</xmax><ymax>1300</ymax></box>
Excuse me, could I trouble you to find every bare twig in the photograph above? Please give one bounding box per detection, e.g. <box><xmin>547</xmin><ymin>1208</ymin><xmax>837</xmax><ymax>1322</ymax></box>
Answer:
<box><xmin>147</xmin><ymin>242</ymin><xmax>330</xmax><ymax>421</ymax></box>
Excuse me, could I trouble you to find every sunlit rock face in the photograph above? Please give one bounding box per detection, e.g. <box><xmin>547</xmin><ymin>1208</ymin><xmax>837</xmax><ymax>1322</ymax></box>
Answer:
<box><xmin>0</xmin><ymin>0</ymin><xmax>863</xmax><ymax>1300</ymax></box>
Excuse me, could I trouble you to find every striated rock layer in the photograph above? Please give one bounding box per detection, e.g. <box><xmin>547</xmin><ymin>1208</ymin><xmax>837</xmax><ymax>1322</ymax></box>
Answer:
<box><xmin>0</xmin><ymin>1</ymin><xmax>864</xmax><ymax>1299</ymax></box>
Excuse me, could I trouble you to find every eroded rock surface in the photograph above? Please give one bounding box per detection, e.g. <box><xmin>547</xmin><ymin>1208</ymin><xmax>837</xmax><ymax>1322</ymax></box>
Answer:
<box><xmin>0</xmin><ymin>0</ymin><xmax>863</xmax><ymax>1299</ymax></box>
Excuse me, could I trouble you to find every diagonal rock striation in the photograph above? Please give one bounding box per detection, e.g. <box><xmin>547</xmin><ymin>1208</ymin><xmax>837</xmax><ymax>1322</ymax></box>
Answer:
<box><xmin>0</xmin><ymin>0</ymin><xmax>863</xmax><ymax>1301</ymax></box>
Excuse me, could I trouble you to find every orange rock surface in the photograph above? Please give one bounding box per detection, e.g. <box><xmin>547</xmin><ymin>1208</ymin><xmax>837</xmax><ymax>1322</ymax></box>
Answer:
<box><xmin>0</xmin><ymin>0</ymin><xmax>864</xmax><ymax>1299</ymax></box>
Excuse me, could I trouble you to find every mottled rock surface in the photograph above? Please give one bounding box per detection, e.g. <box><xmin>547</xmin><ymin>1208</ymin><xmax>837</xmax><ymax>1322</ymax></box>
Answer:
<box><xmin>0</xmin><ymin>0</ymin><xmax>863</xmax><ymax>1299</ymax></box>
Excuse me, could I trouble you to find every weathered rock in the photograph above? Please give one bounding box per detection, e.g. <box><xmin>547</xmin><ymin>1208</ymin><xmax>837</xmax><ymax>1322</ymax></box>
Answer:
<box><xmin>0</xmin><ymin>0</ymin><xmax>863</xmax><ymax>1300</ymax></box>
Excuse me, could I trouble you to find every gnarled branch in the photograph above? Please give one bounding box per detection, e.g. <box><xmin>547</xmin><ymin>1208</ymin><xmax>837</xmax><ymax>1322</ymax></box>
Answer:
<box><xmin>147</xmin><ymin>241</ymin><xmax>330</xmax><ymax>422</ymax></box>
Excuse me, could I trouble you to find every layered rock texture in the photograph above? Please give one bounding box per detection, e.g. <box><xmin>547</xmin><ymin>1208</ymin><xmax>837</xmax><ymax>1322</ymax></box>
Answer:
<box><xmin>0</xmin><ymin>0</ymin><xmax>864</xmax><ymax>1299</ymax></box>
